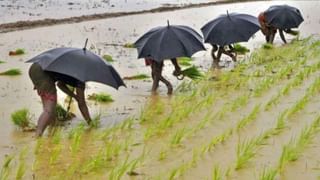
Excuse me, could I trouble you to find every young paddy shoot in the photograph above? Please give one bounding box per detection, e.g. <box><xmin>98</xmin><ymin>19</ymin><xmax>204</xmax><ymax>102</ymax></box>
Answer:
<box><xmin>0</xmin><ymin>68</ymin><xmax>22</xmax><ymax>76</ymax></box>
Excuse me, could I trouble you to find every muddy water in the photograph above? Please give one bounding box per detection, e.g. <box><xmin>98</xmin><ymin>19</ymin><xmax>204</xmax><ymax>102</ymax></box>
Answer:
<box><xmin>0</xmin><ymin>0</ymin><xmax>216</xmax><ymax>24</ymax></box>
<box><xmin>0</xmin><ymin>0</ymin><xmax>319</xmax><ymax>165</ymax></box>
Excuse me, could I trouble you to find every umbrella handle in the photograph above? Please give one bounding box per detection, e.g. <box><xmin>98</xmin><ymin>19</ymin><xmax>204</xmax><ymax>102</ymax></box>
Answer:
<box><xmin>176</xmin><ymin>74</ymin><xmax>185</xmax><ymax>80</ymax></box>
<box><xmin>83</xmin><ymin>38</ymin><xmax>88</xmax><ymax>51</ymax></box>
<box><xmin>64</xmin><ymin>96</ymin><xmax>73</xmax><ymax>120</ymax></box>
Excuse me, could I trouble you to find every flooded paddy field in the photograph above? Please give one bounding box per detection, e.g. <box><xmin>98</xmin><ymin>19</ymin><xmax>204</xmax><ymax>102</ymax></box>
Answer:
<box><xmin>0</xmin><ymin>0</ymin><xmax>320</xmax><ymax>179</ymax></box>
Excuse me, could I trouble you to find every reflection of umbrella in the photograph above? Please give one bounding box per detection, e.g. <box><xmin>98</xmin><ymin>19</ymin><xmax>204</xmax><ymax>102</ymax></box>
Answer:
<box><xmin>26</xmin><ymin>47</ymin><xmax>125</xmax><ymax>89</ymax></box>
<box><xmin>134</xmin><ymin>21</ymin><xmax>206</xmax><ymax>62</ymax></box>
<box><xmin>201</xmin><ymin>12</ymin><xmax>260</xmax><ymax>46</ymax></box>
<box><xmin>265</xmin><ymin>5</ymin><xmax>303</xmax><ymax>29</ymax></box>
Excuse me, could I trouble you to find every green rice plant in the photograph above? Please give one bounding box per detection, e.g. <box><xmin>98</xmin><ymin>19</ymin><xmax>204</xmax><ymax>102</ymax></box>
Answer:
<box><xmin>0</xmin><ymin>68</ymin><xmax>21</xmax><ymax>76</ymax></box>
<box><xmin>9</xmin><ymin>49</ymin><xmax>25</xmax><ymax>55</ymax></box>
<box><xmin>102</xmin><ymin>54</ymin><xmax>114</xmax><ymax>62</ymax></box>
<box><xmin>207</xmin><ymin>129</ymin><xmax>233</xmax><ymax>152</ymax></box>
<box><xmin>170</xmin><ymin>127</ymin><xmax>188</xmax><ymax>146</ymax></box>
<box><xmin>123</xmin><ymin>43</ymin><xmax>135</xmax><ymax>48</ymax></box>
<box><xmin>49</xmin><ymin>145</ymin><xmax>62</xmax><ymax>165</ymax></box>
<box><xmin>264</xmin><ymin>93</ymin><xmax>281</xmax><ymax>111</ymax></box>
<box><xmin>262</xmin><ymin>43</ymin><xmax>273</xmax><ymax>49</ymax></box>
<box><xmin>51</xmin><ymin>127</ymin><xmax>62</xmax><ymax>144</ymax></box>
<box><xmin>236</xmin><ymin>104</ymin><xmax>261</xmax><ymax>130</ymax></box>
<box><xmin>16</xmin><ymin>148</ymin><xmax>27</xmax><ymax>180</ymax></box>
<box><xmin>11</xmin><ymin>108</ymin><xmax>35</xmax><ymax>131</ymax></box>
<box><xmin>230</xmin><ymin>94</ymin><xmax>249</xmax><ymax>111</ymax></box>
<box><xmin>275</xmin><ymin>109</ymin><xmax>289</xmax><ymax>131</ymax></box>
<box><xmin>158</xmin><ymin>149</ymin><xmax>167</xmax><ymax>161</ymax></box>
<box><xmin>181</xmin><ymin>66</ymin><xmax>204</xmax><ymax>80</ymax></box>
<box><xmin>88</xmin><ymin>93</ymin><xmax>114</xmax><ymax>103</ymax></box>
<box><xmin>177</xmin><ymin>57</ymin><xmax>192</xmax><ymax>66</ymax></box>
<box><xmin>211</xmin><ymin>165</ymin><xmax>223</xmax><ymax>180</ymax></box>
<box><xmin>0</xmin><ymin>154</ymin><xmax>15</xmax><ymax>180</ymax></box>
<box><xmin>287</xmin><ymin>95</ymin><xmax>308</xmax><ymax>118</ymax></box>
<box><xmin>259</xmin><ymin>166</ymin><xmax>278</xmax><ymax>180</ymax></box>
<box><xmin>55</xmin><ymin>104</ymin><xmax>75</xmax><ymax>121</ymax></box>
<box><xmin>90</xmin><ymin>114</ymin><xmax>101</xmax><ymax>128</ymax></box>
<box><xmin>0</xmin><ymin>60</ymin><xmax>5</xmax><ymax>64</ymax></box>
<box><xmin>123</xmin><ymin>73</ymin><xmax>150</xmax><ymax>80</ymax></box>
<box><xmin>68</xmin><ymin>123</ymin><xmax>86</xmax><ymax>154</ymax></box>
<box><xmin>233</xmin><ymin>43</ymin><xmax>250</xmax><ymax>54</ymax></box>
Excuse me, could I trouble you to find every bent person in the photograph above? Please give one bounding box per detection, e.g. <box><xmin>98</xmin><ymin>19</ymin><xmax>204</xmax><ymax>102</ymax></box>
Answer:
<box><xmin>29</xmin><ymin>63</ymin><xmax>91</xmax><ymax>136</ymax></box>
<box><xmin>145</xmin><ymin>57</ymin><xmax>181</xmax><ymax>95</ymax></box>
<box><xmin>211</xmin><ymin>44</ymin><xmax>237</xmax><ymax>68</ymax></box>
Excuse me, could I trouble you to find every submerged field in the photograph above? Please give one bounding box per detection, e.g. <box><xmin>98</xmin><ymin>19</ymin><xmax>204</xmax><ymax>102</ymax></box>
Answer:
<box><xmin>1</xmin><ymin>37</ymin><xmax>320</xmax><ymax>179</ymax></box>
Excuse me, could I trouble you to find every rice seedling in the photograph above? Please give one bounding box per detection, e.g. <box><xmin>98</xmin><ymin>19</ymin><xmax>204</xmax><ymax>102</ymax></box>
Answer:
<box><xmin>123</xmin><ymin>43</ymin><xmax>135</xmax><ymax>48</ymax></box>
<box><xmin>275</xmin><ymin>109</ymin><xmax>288</xmax><ymax>131</ymax></box>
<box><xmin>236</xmin><ymin>104</ymin><xmax>261</xmax><ymax>130</ymax></box>
<box><xmin>230</xmin><ymin>94</ymin><xmax>249</xmax><ymax>112</ymax></box>
<box><xmin>262</xmin><ymin>43</ymin><xmax>273</xmax><ymax>50</ymax></box>
<box><xmin>0</xmin><ymin>60</ymin><xmax>5</xmax><ymax>64</ymax></box>
<box><xmin>89</xmin><ymin>114</ymin><xmax>101</xmax><ymax>128</ymax></box>
<box><xmin>181</xmin><ymin>66</ymin><xmax>204</xmax><ymax>80</ymax></box>
<box><xmin>233</xmin><ymin>43</ymin><xmax>250</xmax><ymax>54</ymax></box>
<box><xmin>9</xmin><ymin>48</ymin><xmax>25</xmax><ymax>55</ymax></box>
<box><xmin>102</xmin><ymin>54</ymin><xmax>114</xmax><ymax>62</ymax></box>
<box><xmin>11</xmin><ymin>108</ymin><xmax>35</xmax><ymax>131</ymax></box>
<box><xmin>170</xmin><ymin>127</ymin><xmax>188</xmax><ymax>146</ymax></box>
<box><xmin>259</xmin><ymin>166</ymin><xmax>278</xmax><ymax>180</ymax></box>
<box><xmin>158</xmin><ymin>149</ymin><xmax>167</xmax><ymax>161</ymax></box>
<box><xmin>55</xmin><ymin>104</ymin><xmax>75</xmax><ymax>121</ymax></box>
<box><xmin>0</xmin><ymin>154</ymin><xmax>15</xmax><ymax>180</ymax></box>
<box><xmin>49</xmin><ymin>145</ymin><xmax>62</xmax><ymax>165</ymax></box>
<box><xmin>68</xmin><ymin>123</ymin><xmax>86</xmax><ymax>154</ymax></box>
<box><xmin>177</xmin><ymin>57</ymin><xmax>192</xmax><ymax>66</ymax></box>
<box><xmin>211</xmin><ymin>165</ymin><xmax>223</xmax><ymax>180</ymax></box>
<box><xmin>123</xmin><ymin>73</ymin><xmax>150</xmax><ymax>80</ymax></box>
<box><xmin>88</xmin><ymin>93</ymin><xmax>114</xmax><ymax>103</ymax></box>
<box><xmin>16</xmin><ymin>148</ymin><xmax>28</xmax><ymax>180</ymax></box>
<box><xmin>0</xmin><ymin>68</ymin><xmax>22</xmax><ymax>76</ymax></box>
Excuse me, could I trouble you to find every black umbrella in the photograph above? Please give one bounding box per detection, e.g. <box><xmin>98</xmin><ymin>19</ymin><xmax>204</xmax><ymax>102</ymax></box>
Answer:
<box><xmin>26</xmin><ymin>46</ymin><xmax>125</xmax><ymax>89</ymax></box>
<box><xmin>265</xmin><ymin>5</ymin><xmax>304</xmax><ymax>29</ymax></box>
<box><xmin>134</xmin><ymin>21</ymin><xmax>206</xmax><ymax>62</ymax></box>
<box><xmin>201</xmin><ymin>12</ymin><xmax>261</xmax><ymax>46</ymax></box>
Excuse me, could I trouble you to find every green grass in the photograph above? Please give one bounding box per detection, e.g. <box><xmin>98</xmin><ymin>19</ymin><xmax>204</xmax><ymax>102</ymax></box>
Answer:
<box><xmin>123</xmin><ymin>74</ymin><xmax>150</xmax><ymax>80</ymax></box>
<box><xmin>0</xmin><ymin>68</ymin><xmax>21</xmax><ymax>76</ymax></box>
<box><xmin>88</xmin><ymin>93</ymin><xmax>114</xmax><ymax>103</ymax></box>
<box><xmin>102</xmin><ymin>54</ymin><xmax>114</xmax><ymax>62</ymax></box>
<box><xmin>11</xmin><ymin>109</ymin><xmax>34</xmax><ymax>130</ymax></box>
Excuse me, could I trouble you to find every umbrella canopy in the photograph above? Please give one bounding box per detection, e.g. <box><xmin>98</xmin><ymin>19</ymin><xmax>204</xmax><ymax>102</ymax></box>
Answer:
<box><xmin>134</xmin><ymin>22</ymin><xmax>206</xmax><ymax>62</ymax></box>
<box><xmin>26</xmin><ymin>47</ymin><xmax>125</xmax><ymax>89</ymax></box>
<box><xmin>201</xmin><ymin>12</ymin><xmax>261</xmax><ymax>46</ymax></box>
<box><xmin>265</xmin><ymin>4</ymin><xmax>304</xmax><ymax>29</ymax></box>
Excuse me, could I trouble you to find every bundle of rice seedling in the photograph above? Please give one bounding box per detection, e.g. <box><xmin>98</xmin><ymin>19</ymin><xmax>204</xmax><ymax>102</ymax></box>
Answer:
<box><xmin>177</xmin><ymin>57</ymin><xmax>192</xmax><ymax>66</ymax></box>
<box><xmin>262</xmin><ymin>43</ymin><xmax>273</xmax><ymax>50</ymax></box>
<box><xmin>9</xmin><ymin>49</ymin><xmax>25</xmax><ymax>56</ymax></box>
<box><xmin>0</xmin><ymin>68</ymin><xmax>21</xmax><ymax>76</ymax></box>
<box><xmin>181</xmin><ymin>66</ymin><xmax>204</xmax><ymax>80</ymax></box>
<box><xmin>123</xmin><ymin>74</ymin><xmax>150</xmax><ymax>80</ymax></box>
<box><xmin>88</xmin><ymin>93</ymin><xmax>114</xmax><ymax>103</ymax></box>
<box><xmin>102</xmin><ymin>54</ymin><xmax>114</xmax><ymax>62</ymax></box>
<box><xmin>123</xmin><ymin>43</ymin><xmax>135</xmax><ymax>48</ymax></box>
<box><xmin>56</xmin><ymin>104</ymin><xmax>75</xmax><ymax>121</ymax></box>
<box><xmin>233</xmin><ymin>44</ymin><xmax>250</xmax><ymax>54</ymax></box>
<box><xmin>288</xmin><ymin>30</ymin><xmax>299</xmax><ymax>36</ymax></box>
<box><xmin>11</xmin><ymin>109</ymin><xmax>35</xmax><ymax>131</ymax></box>
<box><xmin>0</xmin><ymin>60</ymin><xmax>5</xmax><ymax>64</ymax></box>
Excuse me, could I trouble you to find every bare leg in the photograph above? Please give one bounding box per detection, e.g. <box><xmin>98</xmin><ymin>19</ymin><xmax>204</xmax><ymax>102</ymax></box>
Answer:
<box><xmin>76</xmin><ymin>87</ymin><xmax>91</xmax><ymax>124</ymax></box>
<box><xmin>36</xmin><ymin>97</ymin><xmax>56</xmax><ymax>137</ymax></box>
<box><xmin>159</xmin><ymin>76</ymin><xmax>173</xmax><ymax>95</ymax></box>
<box><xmin>211</xmin><ymin>45</ymin><xmax>220</xmax><ymax>68</ymax></box>
<box><xmin>151</xmin><ymin>62</ymin><xmax>162</xmax><ymax>94</ymax></box>
<box><xmin>279</xmin><ymin>29</ymin><xmax>287</xmax><ymax>44</ymax></box>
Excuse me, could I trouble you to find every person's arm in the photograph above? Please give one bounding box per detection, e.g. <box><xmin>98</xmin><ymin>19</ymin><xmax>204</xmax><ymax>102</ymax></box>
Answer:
<box><xmin>57</xmin><ymin>81</ymin><xmax>78</xmax><ymax>100</ymax></box>
<box><xmin>75</xmin><ymin>87</ymin><xmax>91</xmax><ymax>124</ymax></box>
<box><xmin>171</xmin><ymin>58</ymin><xmax>182</xmax><ymax>76</ymax></box>
<box><xmin>279</xmin><ymin>29</ymin><xmax>287</xmax><ymax>44</ymax></box>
